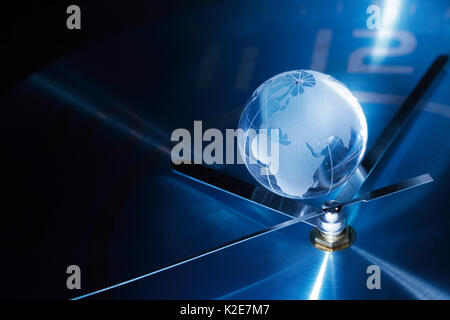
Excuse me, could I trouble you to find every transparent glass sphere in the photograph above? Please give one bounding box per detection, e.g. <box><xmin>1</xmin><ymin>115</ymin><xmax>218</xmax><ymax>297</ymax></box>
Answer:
<box><xmin>238</xmin><ymin>70</ymin><xmax>368</xmax><ymax>199</ymax></box>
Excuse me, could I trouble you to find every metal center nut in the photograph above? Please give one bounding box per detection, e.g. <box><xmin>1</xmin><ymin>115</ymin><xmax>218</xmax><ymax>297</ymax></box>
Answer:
<box><xmin>309</xmin><ymin>226</ymin><xmax>356</xmax><ymax>252</ymax></box>
<box><xmin>309</xmin><ymin>200</ymin><xmax>355</xmax><ymax>251</ymax></box>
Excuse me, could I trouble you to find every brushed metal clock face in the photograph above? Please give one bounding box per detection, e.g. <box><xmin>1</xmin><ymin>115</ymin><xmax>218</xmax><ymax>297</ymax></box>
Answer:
<box><xmin>5</xmin><ymin>0</ymin><xmax>449</xmax><ymax>299</ymax></box>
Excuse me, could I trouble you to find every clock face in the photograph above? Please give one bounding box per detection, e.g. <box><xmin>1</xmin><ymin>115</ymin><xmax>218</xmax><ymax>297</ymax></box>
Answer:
<box><xmin>2</xmin><ymin>0</ymin><xmax>450</xmax><ymax>299</ymax></box>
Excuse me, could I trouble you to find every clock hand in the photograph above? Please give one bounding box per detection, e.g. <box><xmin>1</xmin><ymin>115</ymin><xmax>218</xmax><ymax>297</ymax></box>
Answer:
<box><xmin>335</xmin><ymin>55</ymin><xmax>448</xmax><ymax>204</ymax></box>
<box><xmin>72</xmin><ymin>206</ymin><xmax>323</xmax><ymax>300</ymax></box>
<box><xmin>305</xmin><ymin>54</ymin><xmax>447</xmax><ymax>228</ymax></box>
<box><xmin>172</xmin><ymin>163</ymin><xmax>321</xmax><ymax>227</ymax></box>
<box><xmin>330</xmin><ymin>174</ymin><xmax>434</xmax><ymax>209</ymax></box>
<box><xmin>174</xmin><ymin>164</ymin><xmax>433</xmax><ymax>215</ymax></box>
<box><xmin>310</xmin><ymin>173</ymin><xmax>434</xmax><ymax>251</ymax></box>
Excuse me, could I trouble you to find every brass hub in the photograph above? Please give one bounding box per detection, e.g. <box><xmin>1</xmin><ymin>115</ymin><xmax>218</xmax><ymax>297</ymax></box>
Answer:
<box><xmin>309</xmin><ymin>226</ymin><xmax>356</xmax><ymax>252</ymax></box>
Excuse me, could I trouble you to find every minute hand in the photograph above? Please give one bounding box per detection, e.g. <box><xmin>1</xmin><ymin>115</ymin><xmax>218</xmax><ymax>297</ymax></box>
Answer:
<box><xmin>340</xmin><ymin>173</ymin><xmax>433</xmax><ymax>208</ymax></box>
<box><xmin>335</xmin><ymin>55</ymin><xmax>448</xmax><ymax>203</ymax></box>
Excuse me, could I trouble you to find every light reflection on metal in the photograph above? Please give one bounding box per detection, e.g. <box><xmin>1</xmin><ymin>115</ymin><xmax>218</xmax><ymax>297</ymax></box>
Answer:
<box><xmin>352</xmin><ymin>246</ymin><xmax>450</xmax><ymax>299</ymax></box>
<box><xmin>308</xmin><ymin>252</ymin><xmax>330</xmax><ymax>300</ymax></box>
<box><xmin>369</xmin><ymin>0</ymin><xmax>404</xmax><ymax>65</ymax></box>
<box><xmin>29</xmin><ymin>74</ymin><xmax>171</xmax><ymax>155</ymax></box>
<box><xmin>382</xmin><ymin>0</ymin><xmax>403</xmax><ymax>30</ymax></box>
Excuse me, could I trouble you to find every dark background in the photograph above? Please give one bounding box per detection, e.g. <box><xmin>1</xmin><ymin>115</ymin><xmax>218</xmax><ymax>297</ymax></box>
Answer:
<box><xmin>1</xmin><ymin>0</ymin><xmax>225</xmax><ymax>299</ymax></box>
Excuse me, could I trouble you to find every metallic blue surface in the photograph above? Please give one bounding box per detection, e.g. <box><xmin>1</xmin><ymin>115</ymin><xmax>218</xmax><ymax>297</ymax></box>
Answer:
<box><xmin>6</xmin><ymin>0</ymin><xmax>450</xmax><ymax>299</ymax></box>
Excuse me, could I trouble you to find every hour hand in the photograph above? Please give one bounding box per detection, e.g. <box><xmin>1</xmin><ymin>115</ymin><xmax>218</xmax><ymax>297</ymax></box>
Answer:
<box><xmin>341</xmin><ymin>173</ymin><xmax>434</xmax><ymax>208</ymax></box>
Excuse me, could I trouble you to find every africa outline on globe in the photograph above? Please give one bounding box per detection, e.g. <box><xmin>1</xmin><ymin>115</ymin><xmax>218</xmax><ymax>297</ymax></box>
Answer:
<box><xmin>238</xmin><ymin>70</ymin><xmax>368</xmax><ymax>199</ymax></box>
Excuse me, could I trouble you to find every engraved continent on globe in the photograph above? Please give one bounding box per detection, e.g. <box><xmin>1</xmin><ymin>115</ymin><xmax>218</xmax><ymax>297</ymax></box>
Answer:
<box><xmin>238</xmin><ymin>70</ymin><xmax>368</xmax><ymax>199</ymax></box>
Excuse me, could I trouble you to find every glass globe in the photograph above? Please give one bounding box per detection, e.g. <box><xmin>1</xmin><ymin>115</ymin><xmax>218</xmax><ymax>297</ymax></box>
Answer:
<box><xmin>238</xmin><ymin>70</ymin><xmax>368</xmax><ymax>199</ymax></box>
